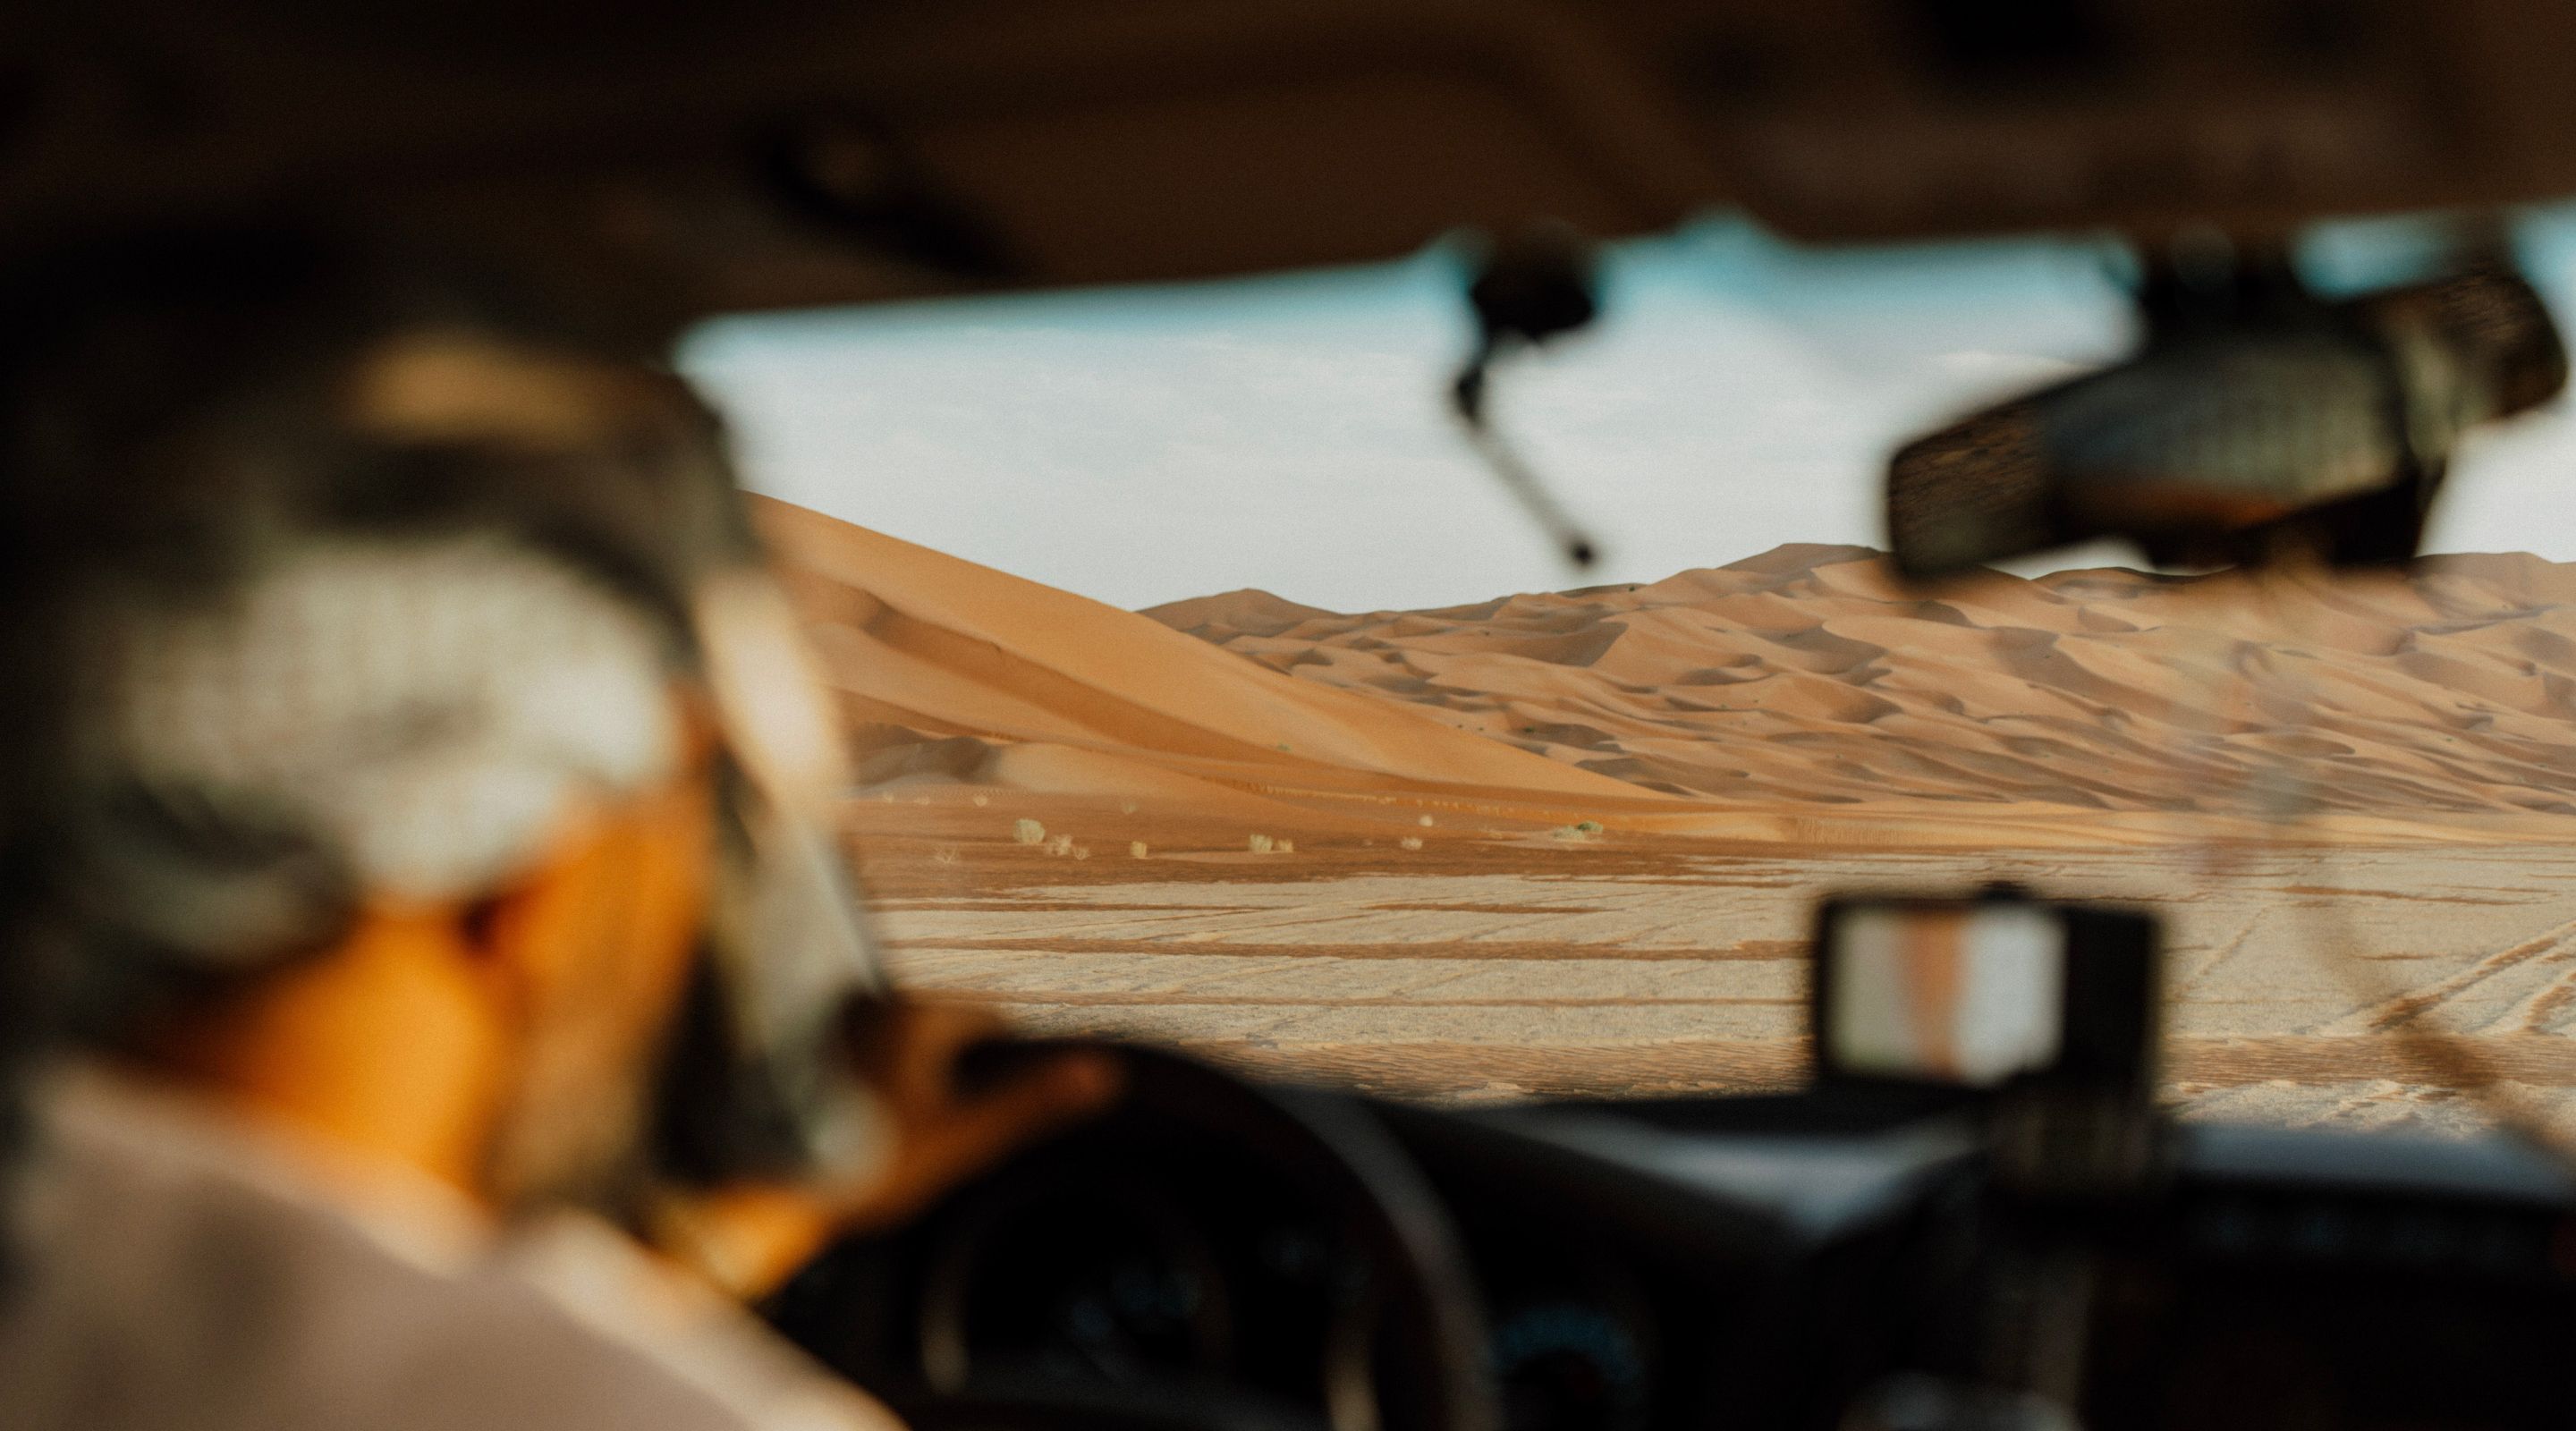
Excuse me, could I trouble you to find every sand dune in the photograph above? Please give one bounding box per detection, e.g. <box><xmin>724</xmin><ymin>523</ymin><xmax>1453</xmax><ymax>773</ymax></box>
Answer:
<box><xmin>759</xmin><ymin>493</ymin><xmax>2576</xmax><ymax>834</ymax></box>
<box><xmin>749</xmin><ymin>498</ymin><xmax>1664</xmax><ymax>827</ymax></box>
<box><xmin>1144</xmin><ymin>546</ymin><xmax>2576</xmax><ymax>819</ymax></box>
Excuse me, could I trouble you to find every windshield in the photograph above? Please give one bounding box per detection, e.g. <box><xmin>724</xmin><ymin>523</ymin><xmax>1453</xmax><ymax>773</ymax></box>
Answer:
<box><xmin>678</xmin><ymin>210</ymin><xmax>2576</xmax><ymax>1138</ymax></box>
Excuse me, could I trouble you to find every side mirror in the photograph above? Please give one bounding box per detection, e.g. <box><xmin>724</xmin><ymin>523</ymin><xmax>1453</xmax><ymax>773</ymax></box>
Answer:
<box><xmin>1885</xmin><ymin>267</ymin><xmax>2566</xmax><ymax>580</ymax></box>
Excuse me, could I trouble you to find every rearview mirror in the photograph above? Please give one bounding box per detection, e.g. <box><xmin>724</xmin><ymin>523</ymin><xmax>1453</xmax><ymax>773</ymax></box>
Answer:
<box><xmin>1885</xmin><ymin>267</ymin><xmax>2566</xmax><ymax>580</ymax></box>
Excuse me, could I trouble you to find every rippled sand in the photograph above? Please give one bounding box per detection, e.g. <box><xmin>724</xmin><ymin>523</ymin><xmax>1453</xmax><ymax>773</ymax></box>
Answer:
<box><xmin>1148</xmin><ymin>548</ymin><xmax>2576</xmax><ymax>817</ymax></box>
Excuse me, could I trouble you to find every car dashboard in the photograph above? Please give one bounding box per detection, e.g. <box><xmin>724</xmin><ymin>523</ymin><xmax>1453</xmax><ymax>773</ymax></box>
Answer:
<box><xmin>767</xmin><ymin>1057</ymin><xmax>2576</xmax><ymax>1431</ymax></box>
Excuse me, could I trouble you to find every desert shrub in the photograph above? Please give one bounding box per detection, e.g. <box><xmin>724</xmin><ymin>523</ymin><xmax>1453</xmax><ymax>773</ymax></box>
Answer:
<box><xmin>1248</xmin><ymin>834</ymin><xmax>1275</xmax><ymax>854</ymax></box>
<box><xmin>1130</xmin><ymin>841</ymin><xmax>1149</xmax><ymax>859</ymax></box>
<box><xmin>1399</xmin><ymin>836</ymin><xmax>1423</xmax><ymax>851</ymax></box>
<box><xmin>1046</xmin><ymin>834</ymin><xmax>1075</xmax><ymax>857</ymax></box>
<box><xmin>1013</xmin><ymin>818</ymin><xmax>1046</xmax><ymax>845</ymax></box>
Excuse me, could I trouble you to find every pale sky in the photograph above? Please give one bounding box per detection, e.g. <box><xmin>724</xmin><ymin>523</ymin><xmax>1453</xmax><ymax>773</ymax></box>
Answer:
<box><xmin>680</xmin><ymin>211</ymin><xmax>2576</xmax><ymax>614</ymax></box>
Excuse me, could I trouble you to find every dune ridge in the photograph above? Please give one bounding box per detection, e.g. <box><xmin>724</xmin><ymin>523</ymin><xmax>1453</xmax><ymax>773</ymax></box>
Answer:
<box><xmin>749</xmin><ymin>497</ymin><xmax>1669</xmax><ymax>827</ymax></box>
<box><xmin>1142</xmin><ymin>546</ymin><xmax>2576</xmax><ymax>818</ymax></box>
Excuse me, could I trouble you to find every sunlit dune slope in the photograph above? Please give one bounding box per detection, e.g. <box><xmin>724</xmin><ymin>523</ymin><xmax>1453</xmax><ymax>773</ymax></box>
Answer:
<box><xmin>748</xmin><ymin>497</ymin><xmax>1662</xmax><ymax>819</ymax></box>
<box><xmin>1144</xmin><ymin>545</ymin><xmax>2576</xmax><ymax>816</ymax></box>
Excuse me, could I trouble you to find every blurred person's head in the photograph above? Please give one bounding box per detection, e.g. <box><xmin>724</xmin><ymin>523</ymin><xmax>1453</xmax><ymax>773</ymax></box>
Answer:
<box><xmin>0</xmin><ymin>228</ymin><xmax>871</xmax><ymax>1220</ymax></box>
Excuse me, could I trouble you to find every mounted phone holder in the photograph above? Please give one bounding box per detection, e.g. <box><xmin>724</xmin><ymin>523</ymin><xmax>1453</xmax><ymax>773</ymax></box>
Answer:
<box><xmin>1811</xmin><ymin>887</ymin><xmax>2163</xmax><ymax>1196</ymax></box>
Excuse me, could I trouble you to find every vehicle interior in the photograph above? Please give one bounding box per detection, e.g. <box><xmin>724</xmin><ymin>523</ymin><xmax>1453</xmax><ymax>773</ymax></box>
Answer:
<box><xmin>15</xmin><ymin>4</ymin><xmax>2576</xmax><ymax>1429</ymax></box>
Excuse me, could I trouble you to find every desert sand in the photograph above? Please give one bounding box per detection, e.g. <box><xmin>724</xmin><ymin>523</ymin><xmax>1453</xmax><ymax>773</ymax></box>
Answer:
<box><xmin>853</xmin><ymin>811</ymin><xmax>2576</xmax><ymax>1137</ymax></box>
<box><xmin>752</xmin><ymin>496</ymin><xmax>2576</xmax><ymax>1135</ymax></box>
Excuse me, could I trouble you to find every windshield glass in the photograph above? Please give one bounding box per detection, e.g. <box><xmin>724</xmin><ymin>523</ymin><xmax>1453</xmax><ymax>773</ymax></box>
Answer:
<box><xmin>679</xmin><ymin>209</ymin><xmax>2576</xmax><ymax>1136</ymax></box>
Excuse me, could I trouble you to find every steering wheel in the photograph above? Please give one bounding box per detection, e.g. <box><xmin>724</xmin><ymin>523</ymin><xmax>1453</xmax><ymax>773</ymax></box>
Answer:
<box><xmin>768</xmin><ymin>1044</ymin><xmax>1498</xmax><ymax>1431</ymax></box>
